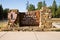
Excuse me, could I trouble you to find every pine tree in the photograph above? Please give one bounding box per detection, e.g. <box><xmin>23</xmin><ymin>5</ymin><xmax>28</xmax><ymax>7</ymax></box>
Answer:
<box><xmin>56</xmin><ymin>6</ymin><xmax>60</xmax><ymax>18</ymax></box>
<box><xmin>52</xmin><ymin>0</ymin><xmax>57</xmax><ymax>18</ymax></box>
<box><xmin>43</xmin><ymin>0</ymin><xmax>46</xmax><ymax>7</ymax></box>
<box><xmin>37</xmin><ymin>2</ymin><xmax>42</xmax><ymax>10</ymax></box>
<box><xmin>3</xmin><ymin>8</ymin><xmax>9</xmax><ymax>19</ymax></box>
<box><xmin>28</xmin><ymin>4</ymin><xmax>35</xmax><ymax>11</ymax></box>
<box><xmin>0</xmin><ymin>4</ymin><xmax>3</xmax><ymax>20</ymax></box>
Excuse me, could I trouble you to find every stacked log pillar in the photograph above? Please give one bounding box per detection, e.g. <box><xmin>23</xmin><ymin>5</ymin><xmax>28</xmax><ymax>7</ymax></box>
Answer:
<box><xmin>39</xmin><ymin>7</ymin><xmax>52</xmax><ymax>29</ymax></box>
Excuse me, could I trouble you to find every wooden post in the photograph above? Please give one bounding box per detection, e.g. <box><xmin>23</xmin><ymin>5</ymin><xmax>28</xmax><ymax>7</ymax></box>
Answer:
<box><xmin>39</xmin><ymin>10</ymin><xmax>42</xmax><ymax>27</ymax></box>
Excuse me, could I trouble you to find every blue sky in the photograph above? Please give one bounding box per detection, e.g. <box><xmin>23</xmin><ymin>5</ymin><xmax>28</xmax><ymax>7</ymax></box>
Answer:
<box><xmin>0</xmin><ymin>0</ymin><xmax>60</xmax><ymax>12</ymax></box>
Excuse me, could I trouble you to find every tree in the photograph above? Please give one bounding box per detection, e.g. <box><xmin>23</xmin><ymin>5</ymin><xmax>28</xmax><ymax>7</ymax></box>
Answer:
<box><xmin>3</xmin><ymin>8</ymin><xmax>9</xmax><ymax>19</ymax></box>
<box><xmin>56</xmin><ymin>6</ymin><xmax>60</xmax><ymax>18</ymax></box>
<box><xmin>48</xmin><ymin>6</ymin><xmax>52</xmax><ymax>9</ymax></box>
<box><xmin>28</xmin><ymin>4</ymin><xmax>35</xmax><ymax>11</ymax></box>
<box><xmin>0</xmin><ymin>4</ymin><xmax>3</xmax><ymax>20</ymax></box>
<box><xmin>37</xmin><ymin>2</ymin><xmax>42</xmax><ymax>10</ymax></box>
<box><xmin>26</xmin><ymin>1</ymin><xmax>29</xmax><ymax>10</ymax></box>
<box><xmin>43</xmin><ymin>0</ymin><xmax>46</xmax><ymax>7</ymax></box>
<box><xmin>52</xmin><ymin>0</ymin><xmax>57</xmax><ymax>18</ymax></box>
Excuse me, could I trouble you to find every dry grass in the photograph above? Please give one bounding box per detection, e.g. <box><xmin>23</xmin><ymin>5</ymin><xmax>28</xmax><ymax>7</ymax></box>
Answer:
<box><xmin>0</xmin><ymin>21</ymin><xmax>8</xmax><ymax>28</ymax></box>
<box><xmin>49</xmin><ymin>28</ymin><xmax>60</xmax><ymax>31</ymax></box>
<box><xmin>0</xmin><ymin>21</ymin><xmax>8</xmax><ymax>31</ymax></box>
<box><xmin>0</xmin><ymin>21</ymin><xmax>60</xmax><ymax>31</ymax></box>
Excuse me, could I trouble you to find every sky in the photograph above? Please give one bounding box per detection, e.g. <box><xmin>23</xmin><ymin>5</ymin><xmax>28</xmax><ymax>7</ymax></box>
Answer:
<box><xmin>0</xmin><ymin>0</ymin><xmax>60</xmax><ymax>12</ymax></box>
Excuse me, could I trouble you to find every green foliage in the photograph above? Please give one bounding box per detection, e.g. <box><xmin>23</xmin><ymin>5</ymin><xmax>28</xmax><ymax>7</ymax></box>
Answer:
<box><xmin>0</xmin><ymin>4</ymin><xmax>3</xmax><ymax>20</ymax></box>
<box><xmin>48</xmin><ymin>6</ymin><xmax>52</xmax><ymax>9</ymax></box>
<box><xmin>0</xmin><ymin>5</ymin><xmax>9</xmax><ymax>20</ymax></box>
<box><xmin>28</xmin><ymin>4</ymin><xmax>35</xmax><ymax>11</ymax></box>
<box><xmin>37</xmin><ymin>2</ymin><xmax>42</xmax><ymax>10</ymax></box>
<box><xmin>52</xmin><ymin>0</ymin><xmax>57</xmax><ymax>18</ymax></box>
<box><xmin>43</xmin><ymin>0</ymin><xmax>46</xmax><ymax>7</ymax></box>
<box><xmin>3</xmin><ymin>8</ymin><xmax>9</xmax><ymax>19</ymax></box>
<box><xmin>56</xmin><ymin>6</ymin><xmax>60</xmax><ymax>18</ymax></box>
